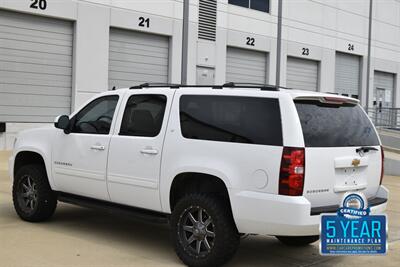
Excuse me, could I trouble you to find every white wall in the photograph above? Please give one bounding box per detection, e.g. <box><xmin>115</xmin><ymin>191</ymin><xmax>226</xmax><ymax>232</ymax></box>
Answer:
<box><xmin>190</xmin><ymin>0</ymin><xmax>400</xmax><ymax>105</ymax></box>
<box><xmin>0</xmin><ymin>0</ymin><xmax>183</xmax><ymax>150</ymax></box>
<box><xmin>1</xmin><ymin>0</ymin><xmax>400</xmax><ymax>150</ymax></box>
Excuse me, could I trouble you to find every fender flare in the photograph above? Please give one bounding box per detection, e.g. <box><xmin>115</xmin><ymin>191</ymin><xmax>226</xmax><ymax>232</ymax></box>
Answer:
<box><xmin>13</xmin><ymin>147</ymin><xmax>55</xmax><ymax>189</ymax></box>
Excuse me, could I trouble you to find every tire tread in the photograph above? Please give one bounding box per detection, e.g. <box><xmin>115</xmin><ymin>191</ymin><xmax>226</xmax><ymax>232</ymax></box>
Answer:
<box><xmin>171</xmin><ymin>193</ymin><xmax>239</xmax><ymax>267</ymax></box>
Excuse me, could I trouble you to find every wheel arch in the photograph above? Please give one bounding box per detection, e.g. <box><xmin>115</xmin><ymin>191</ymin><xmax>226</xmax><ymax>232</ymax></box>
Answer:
<box><xmin>13</xmin><ymin>150</ymin><xmax>53</xmax><ymax>189</ymax></box>
<box><xmin>169</xmin><ymin>172</ymin><xmax>232</xmax><ymax>213</ymax></box>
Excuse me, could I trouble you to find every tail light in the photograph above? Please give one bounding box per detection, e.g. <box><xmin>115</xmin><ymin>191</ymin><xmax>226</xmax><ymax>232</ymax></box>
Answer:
<box><xmin>279</xmin><ymin>147</ymin><xmax>305</xmax><ymax>196</ymax></box>
<box><xmin>380</xmin><ymin>146</ymin><xmax>384</xmax><ymax>185</ymax></box>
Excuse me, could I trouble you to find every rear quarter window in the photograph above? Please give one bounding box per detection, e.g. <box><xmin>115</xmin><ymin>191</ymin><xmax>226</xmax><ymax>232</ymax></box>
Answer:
<box><xmin>180</xmin><ymin>95</ymin><xmax>283</xmax><ymax>146</ymax></box>
<box><xmin>295</xmin><ymin>100</ymin><xmax>379</xmax><ymax>147</ymax></box>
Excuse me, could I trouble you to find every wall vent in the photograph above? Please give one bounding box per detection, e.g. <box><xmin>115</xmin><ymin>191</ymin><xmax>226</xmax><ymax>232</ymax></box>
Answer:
<box><xmin>198</xmin><ymin>0</ymin><xmax>217</xmax><ymax>41</ymax></box>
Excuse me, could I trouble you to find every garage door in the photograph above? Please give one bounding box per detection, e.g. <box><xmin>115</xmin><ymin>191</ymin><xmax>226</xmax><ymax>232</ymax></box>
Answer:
<box><xmin>286</xmin><ymin>57</ymin><xmax>318</xmax><ymax>91</ymax></box>
<box><xmin>335</xmin><ymin>52</ymin><xmax>361</xmax><ymax>98</ymax></box>
<box><xmin>109</xmin><ymin>28</ymin><xmax>170</xmax><ymax>89</ymax></box>
<box><xmin>226</xmin><ymin>47</ymin><xmax>267</xmax><ymax>84</ymax></box>
<box><xmin>374</xmin><ymin>71</ymin><xmax>395</xmax><ymax>108</ymax></box>
<box><xmin>0</xmin><ymin>10</ymin><xmax>73</xmax><ymax>122</ymax></box>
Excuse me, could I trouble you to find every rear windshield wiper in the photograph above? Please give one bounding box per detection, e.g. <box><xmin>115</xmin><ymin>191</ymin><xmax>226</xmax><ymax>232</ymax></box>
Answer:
<box><xmin>356</xmin><ymin>146</ymin><xmax>379</xmax><ymax>154</ymax></box>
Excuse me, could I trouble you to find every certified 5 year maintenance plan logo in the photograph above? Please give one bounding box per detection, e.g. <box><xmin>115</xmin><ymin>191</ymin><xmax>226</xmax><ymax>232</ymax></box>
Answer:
<box><xmin>320</xmin><ymin>192</ymin><xmax>387</xmax><ymax>255</ymax></box>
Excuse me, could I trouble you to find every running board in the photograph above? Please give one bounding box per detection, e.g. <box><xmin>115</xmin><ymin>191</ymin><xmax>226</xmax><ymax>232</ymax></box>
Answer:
<box><xmin>57</xmin><ymin>192</ymin><xmax>169</xmax><ymax>224</ymax></box>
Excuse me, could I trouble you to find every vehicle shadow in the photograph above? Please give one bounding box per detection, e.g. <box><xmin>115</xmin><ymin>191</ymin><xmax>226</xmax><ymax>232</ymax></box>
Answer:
<box><xmin>44</xmin><ymin>203</ymin><xmax>336</xmax><ymax>267</ymax></box>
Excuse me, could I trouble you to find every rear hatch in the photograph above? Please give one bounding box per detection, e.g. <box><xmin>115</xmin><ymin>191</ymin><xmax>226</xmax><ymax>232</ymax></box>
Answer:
<box><xmin>294</xmin><ymin>96</ymin><xmax>382</xmax><ymax>208</ymax></box>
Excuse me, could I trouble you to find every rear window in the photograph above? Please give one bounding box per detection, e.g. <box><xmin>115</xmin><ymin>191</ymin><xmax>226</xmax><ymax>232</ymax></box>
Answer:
<box><xmin>180</xmin><ymin>95</ymin><xmax>283</xmax><ymax>146</ymax></box>
<box><xmin>295</xmin><ymin>100</ymin><xmax>379</xmax><ymax>147</ymax></box>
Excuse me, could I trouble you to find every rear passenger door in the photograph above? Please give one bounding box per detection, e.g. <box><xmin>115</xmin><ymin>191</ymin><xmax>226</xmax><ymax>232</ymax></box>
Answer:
<box><xmin>107</xmin><ymin>90</ymin><xmax>174</xmax><ymax>211</ymax></box>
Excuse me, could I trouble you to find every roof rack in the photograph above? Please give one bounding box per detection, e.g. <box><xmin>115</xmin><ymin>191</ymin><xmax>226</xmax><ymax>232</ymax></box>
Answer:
<box><xmin>222</xmin><ymin>82</ymin><xmax>280</xmax><ymax>91</ymax></box>
<box><xmin>130</xmin><ymin>83</ymin><xmax>224</xmax><ymax>89</ymax></box>
<box><xmin>129</xmin><ymin>82</ymin><xmax>283</xmax><ymax>91</ymax></box>
<box><xmin>129</xmin><ymin>83</ymin><xmax>181</xmax><ymax>89</ymax></box>
<box><xmin>222</xmin><ymin>82</ymin><xmax>294</xmax><ymax>91</ymax></box>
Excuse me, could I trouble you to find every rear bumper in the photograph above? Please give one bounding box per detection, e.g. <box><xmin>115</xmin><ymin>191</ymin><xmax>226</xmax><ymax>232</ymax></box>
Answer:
<box><xmin>310</xmin><ymin>196</ymin><xmax>387</xmax><ymax>215</ymax></box>
<box><xmin>230</xmin><ymin>185</ymin><xmax>389</xmax><ymax>236</ymax></box>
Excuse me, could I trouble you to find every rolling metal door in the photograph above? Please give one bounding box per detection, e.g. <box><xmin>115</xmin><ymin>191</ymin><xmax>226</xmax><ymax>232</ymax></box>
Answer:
<box><xmin>287</xmin><ymin>57</ymin><xmax>318</xmax><ymax>91</ymax></box>
<box><xmin>109</xmin><ymin>28</ymin><xmax>169</xmax><ymax>89</ymax></box>
<box><xmin>0</xmin><ymin>10</ymin><xmax>73</xmax><ymax>122</ymax></box>
<box><xmin>374</xmin><ymin>71</ymin><xmax>395</xmax><ymax>108</ymax></box>
<box><xmin>226</xmin><ymin>47</ymin><xmax>267</xmax><ymax>84</ymax></box>
<box><xmin>335</xmin><ymin>52</ymin><xmax>361</xmax><ymax>98</ymax></box>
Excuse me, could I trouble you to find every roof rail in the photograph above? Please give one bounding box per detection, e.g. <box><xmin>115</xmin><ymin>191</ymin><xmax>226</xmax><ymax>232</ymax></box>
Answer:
<box><xmin>222</xmin><ymin>82</ymin><xmax>280</xmax><ymax>91</ymax></box>
<box><xmin>130</xmin><ymin>83</ymin><xmax>181</xmax><ymax>89</ymax></box>
<box><xmin>130</xmin><ymin>83</ymin><xmax>225</xmax><ymax>89</ymax></box>
<box><xmin>129</xmin><ymin>82</ymin><xmax>284</xmax><ymax>91</ymax></box>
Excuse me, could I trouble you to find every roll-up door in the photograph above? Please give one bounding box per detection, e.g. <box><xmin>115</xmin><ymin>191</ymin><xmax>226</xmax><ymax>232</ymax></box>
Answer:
<box><xmin>109</xmin><ymin>28</ymin><xmax>170</xmax><ymax>89</ymax></box>
<box><xmin>226</xmin><ymin>47</ymin><xmax>267</xmax><ymax>84</ymax></box>
<box><xmin>374</xmin><ymin>71</ymin><xmax>395</xmax><ymax>108</ymax></box>
<box><xmin>286</xmin><ymin>57</ymin><xmax>319</xmax><ymax>91</ymax></box>
<box><xmin>335</xmin><ymin>52</ymin><xmax>361</xmax><ymax>98</ymax></box>
<box><xmin>0</xmin><ymin>10</ymin><xmax>73</xmax><ymax>122</ymax></box>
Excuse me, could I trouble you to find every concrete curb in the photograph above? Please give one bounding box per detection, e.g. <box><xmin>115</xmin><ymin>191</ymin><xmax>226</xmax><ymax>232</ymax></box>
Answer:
<box><xmin>383</xmin><ymin>146</ymin><xmax>400</xmax><ymax>154</ymax></box>
<box><xmin>385</xmin><ymin>157</ymin><xmax>400</xmax><ymax>176</ymax></box>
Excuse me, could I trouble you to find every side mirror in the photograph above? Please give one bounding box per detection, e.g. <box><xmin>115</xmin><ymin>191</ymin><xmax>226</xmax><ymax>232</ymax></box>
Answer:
<box><xmin>54</xmin><ymin>115</ymin><xmax>70</xmax><ymax>134</ymax></box>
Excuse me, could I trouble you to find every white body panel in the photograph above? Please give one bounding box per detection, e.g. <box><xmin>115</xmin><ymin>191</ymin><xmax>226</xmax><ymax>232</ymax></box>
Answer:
<box><xmin>9</xmin><ymin>127</ymin><xmax>55</xmax><ymax>188</ymax></box>
<box><xmin>160</xmin><ymin>88</ymin><xmax>284</xmax><ymax>210</ymax></box>
<box><xmin>9</xmin><ymin>87</ymin><xmax>388</xmax><ymax>236</ymax></box>
<box><xmin>303</xmin><ymin>147</ymin><xmax>381</xmax><ymax>207</ymax></box>
<box><xmin>107</xmin><ymin>89</ymin><xmax>175</xmax><ymax>211</ymax></box>
<box><xmin>51</xmin><ymin>132</ymin><xmax>112</xmax><ymax>200</ymax></box>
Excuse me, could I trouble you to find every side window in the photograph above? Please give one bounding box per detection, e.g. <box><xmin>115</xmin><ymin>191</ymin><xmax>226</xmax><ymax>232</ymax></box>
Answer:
<box><xmin>120</xmin><ymin>94</ymin><xmax>167</xmax><ymax>137</ymax></box>
<box><xmin>180</xmin><ymin>95</ymin><xmax>283</xmax><ymax>146</ymax></box>
<box><xmin>71</xmin><ymin>95</ymin><xmax>119</xmax><ymax>135</ymax></box>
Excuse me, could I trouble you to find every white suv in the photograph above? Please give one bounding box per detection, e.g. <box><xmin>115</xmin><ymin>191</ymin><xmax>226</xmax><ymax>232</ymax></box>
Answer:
<box><xmin>9</xmin><ymin>83</ymin><xmax>388</xmax><ymax>266</ymax></box>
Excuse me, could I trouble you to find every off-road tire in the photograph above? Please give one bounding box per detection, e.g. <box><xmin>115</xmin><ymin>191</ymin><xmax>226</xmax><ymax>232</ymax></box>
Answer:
<box><xmin>170</xmin><ymin>193</ymin><xmax>240</xmax><ymax>267</ymax></box>
<box><xmin>12</xmin><ymin>164</ymin><xmax>57</xmax><ymax>222</ymax></box>
<box><xmin>276</xmin><ymin>235</ymin><xmax>320</xmax><ymax>246</ymax></box>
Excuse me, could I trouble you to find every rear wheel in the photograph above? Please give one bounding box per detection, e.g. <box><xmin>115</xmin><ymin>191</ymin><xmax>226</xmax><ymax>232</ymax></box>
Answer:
<box><xmin>12</xmin><ymin>164</ymin><xmax>57</xmax><ymax>222</ymax></box>
<box><xmin>170</xmin><ymin>193</ymin><xmax>239</xmax><ymax>267</ymax></box>
<box><xmin>276</xmin><ymin>235</ymin><xmax>319</xmax><ymax>246</ymax></box>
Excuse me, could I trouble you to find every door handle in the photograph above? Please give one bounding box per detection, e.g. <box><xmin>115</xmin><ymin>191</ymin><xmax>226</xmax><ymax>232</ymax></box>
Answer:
<box><xmin>90</xmin><ymin>145</ymin><xmax>105</xmax><ymax>151</ymax></box>
<box><xmin>140</xmin><ymin>148</ymin><xmax>159</xmax><ymax>155</ymax></box>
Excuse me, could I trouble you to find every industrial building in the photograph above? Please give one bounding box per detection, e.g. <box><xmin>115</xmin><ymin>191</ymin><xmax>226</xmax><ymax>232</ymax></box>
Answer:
<box><xmin>0</xmin><ymin>0</ymin><xmax>399</xmax><ymax>149</ymax></box>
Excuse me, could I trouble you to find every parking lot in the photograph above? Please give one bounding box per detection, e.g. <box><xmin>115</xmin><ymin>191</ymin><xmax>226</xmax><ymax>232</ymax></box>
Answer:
<box><xmin>0</xmin><ymin>151</ymin><xmax>399</xmax><ymax>267</ymax></box>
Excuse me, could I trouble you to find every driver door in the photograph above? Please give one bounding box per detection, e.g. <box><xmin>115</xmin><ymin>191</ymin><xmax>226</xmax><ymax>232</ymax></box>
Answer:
<box><xmin>52</xmin><ymin>94</ymin><xmax>121</xmax><ymax>200</ymax></box>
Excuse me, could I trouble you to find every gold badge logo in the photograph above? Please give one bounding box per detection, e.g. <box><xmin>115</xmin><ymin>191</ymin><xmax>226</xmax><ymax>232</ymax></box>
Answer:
<box><xmin>352</xmin><ymin>159</ymin><xmax>361</xmax><ymax>167</ymax></box>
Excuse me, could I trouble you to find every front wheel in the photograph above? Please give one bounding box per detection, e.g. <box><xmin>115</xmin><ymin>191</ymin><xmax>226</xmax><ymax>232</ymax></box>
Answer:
<box><xmin>12</xmin><ymin>164</ymin><xmax>57</xmax><ymax>222</ymax></box>
<box><xmin>170</xmin><ymin>193</ymin><xmax>239</xmax><ymax>267</ymax></box>
<box><xmin>276</xmin><ymin>235</ymin><xmax>320</xmax><ymax>246</ymax></box>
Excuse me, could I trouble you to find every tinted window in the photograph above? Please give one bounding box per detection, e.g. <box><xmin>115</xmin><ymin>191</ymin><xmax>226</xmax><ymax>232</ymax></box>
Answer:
<box><xmin>295</xmin><ymin>100</ymin><xmax>379</xmax><ymax>147</ymax></box>
<box><xmin>120</xmin><ymin>94</ymin><xmax>167</xmax><ymax>137</ymax></box>
<box><xmin>71</xmin><ymin>95</ymin><xmax>119</xmax><ymax>135</ymax></box>
<box><xmin>250</xmin><ymin>0</ymin><xmax>269</xmax><ymax>12</ymax></box>
<box><xmin>229</xmin><ymin>0</ymin><xmax>248</xmax><ymax>8</ymax></box>
<box><xmin>180</xmin><ymin>95</ymin><xmax>282</xmax><ymax>146</ymax></box>
<box><xmin>229</xmin><ymin>0</ymin><xmax>269</xmax><ymax>12</ymax></box>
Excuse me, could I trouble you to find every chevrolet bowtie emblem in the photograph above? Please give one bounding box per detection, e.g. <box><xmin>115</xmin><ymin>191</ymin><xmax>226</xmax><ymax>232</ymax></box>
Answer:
<box><xmin>352</xmin><ymin>159</ymin><xmax>361</xmax><ymax>167</ymax></box>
